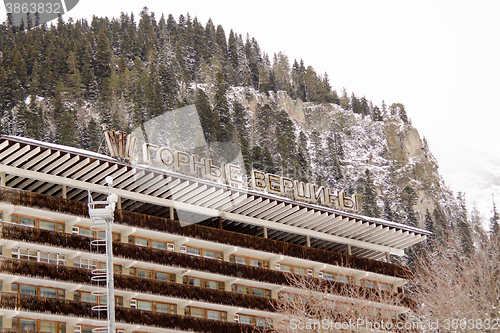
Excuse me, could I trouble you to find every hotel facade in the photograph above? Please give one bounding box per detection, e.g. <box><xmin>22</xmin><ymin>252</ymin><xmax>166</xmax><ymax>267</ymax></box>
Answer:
<box><xmin>0</xmin><ymin>134</ymin><xmax>430</xmax><ymax>332</ymax></box>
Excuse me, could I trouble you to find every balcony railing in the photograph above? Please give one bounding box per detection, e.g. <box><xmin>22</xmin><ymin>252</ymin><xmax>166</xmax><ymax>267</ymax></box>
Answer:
<box><xmin>0</xmin><ymin>185</ymin><xmax>410</xmax><ymax>278</ymax></box>
<box><xmin>0</xmin><ymin>257</ymin><xmax>276</xmax><ymax>312</ymax></box>
<box><xmin>0</xmin><ymin>222</ymin><xmax>407</xmax><ymax>301</ymax></box>
<box><xmin>0</xmin><ymin>293</ymin><xmax>264</xmax><ymax>333</ymax></box>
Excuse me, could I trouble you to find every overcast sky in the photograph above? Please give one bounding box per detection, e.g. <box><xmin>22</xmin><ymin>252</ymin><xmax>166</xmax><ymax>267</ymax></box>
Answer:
<box><xmin>2</xmin><ymin>0</ymin><xmax>499</xmax><ymax>214</ymax></box>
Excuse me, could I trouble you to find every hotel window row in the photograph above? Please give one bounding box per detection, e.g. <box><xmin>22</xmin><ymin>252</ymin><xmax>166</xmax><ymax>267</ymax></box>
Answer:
<box><xmin>4</xmin><ymin>212</ymin><xmax>397</xmax><ymax>292</ymax></box>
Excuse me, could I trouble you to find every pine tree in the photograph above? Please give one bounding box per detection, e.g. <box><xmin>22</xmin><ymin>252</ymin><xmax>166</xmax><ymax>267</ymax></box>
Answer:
<box><xmin>262</xmin><ymin>146</ymin><xmax>275</xmax><ymax>174</ymax></box>
<box><xmin>490</xmin><ymin>195</ymin><xmax>500</xmax><ymax>237</ymax></box>
<box><xmin>456</xmin><ymin>192</ymin><xmax>473</xmax><ymax>256</ymax></box>
<box><xmin>94</xmin><ymin>26</ymin><xmax>112</xmax><ymax>97</ymax></box>
<box><xmin>326</xmin><ymin>134</ymin><xmax>342</xmax><ymax>183</ymax></box>
<box><xmin>361</xmin><ymin>170</ymin><xmax>381</xmax><ymax>218</ymax></box>
<box><xmin>340</xmin><ymin>87</ymin><xmax>350</xmax><ymax>110</ymax></box>
<box><xmin>275</xmin><ymin>109</ymin><xmax>295</xmax><ymax>173</ymax></box>
<box><xmin>400</xmin><ymin>185</ymin><xmax>418</xmax><ymax>227</ymax></box>
<box><xmin>66</xmin><ymin>51</ymin><xmax>83</xmax><ymax>98</ymax></box>
<box><xmin>297</xmin><ymin>131</ymin><xmax>310</xmax><ymax>182</ymax></box>
<box><xmin>390</xmin><ymin>103</ymin><xmax>408</xmax><ymax>123</ymax></box>
<box><xmin>433</xmin><ymin>205</ymin><xmax>448</xmax><ymax>241</ymax></box>
<box><xmin>227</xmin><ymin>30</ymin><xmax>238</xmax><ymax>72</ymax></box>
<box><xmin>56</xmin><ymin>109</ymin><xmax>78</xmax><ymax>147</ymax></box>
<box><xmin>334</xmin><ymin>132</ymin><xmax>344</xmax><ymax>161</ymax></box>
<box><xmin>424</xmin><ymin>209</ymin><xmax>434</xmax><ymax>234</ymax></box>
<box><xmin>251</xmin><ymin>145</ymin><xmax>263</xmax><ymax>171</ymax></box>
<box><xmin>424</xmin><ymin>209</ymin><xmax>435</xmax><ymax>249</ymax></box>
<box><xmin>195</xmin><ymin>88</ymin><xmax>219</xmax><ymax>144</ymax></box>
<box><xmin>310</xmin><ymin>129</ymin><xmax>322</xmax><ymax>167</ymax></box>
<box><xmin>383</xmin><ymin>196</ymin><xmax>393</xmax><ymax>221</ymax></box>
<box><xmin>372</xmin><ymin>106</ymin><xmax>383</xmax><ymax>121</ymax></box>
<box><xmin>87</xmin><ymin>118</ymin><xmax>102</xmax><ymax>152</ymax></box>
<box><xmin>351</xmin><ymin>93</ymin><xmax>362</xmax><ymax>114</ymax></box>
<box><xmin>214</xmin><ymin>70</ymin><xmax>233</xmax><ymax>142</ymax></box>
<box><xmin>24</xmin><ymin>97</ymin><xmax>46</xmax><ymax>140</ymax></box>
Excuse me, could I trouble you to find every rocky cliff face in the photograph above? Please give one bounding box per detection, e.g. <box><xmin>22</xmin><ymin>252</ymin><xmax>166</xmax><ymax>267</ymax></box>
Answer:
<box><xmin>226</xmin><ymin>87</ymin><xmax>453</xmax><ymax>228</ymax></box>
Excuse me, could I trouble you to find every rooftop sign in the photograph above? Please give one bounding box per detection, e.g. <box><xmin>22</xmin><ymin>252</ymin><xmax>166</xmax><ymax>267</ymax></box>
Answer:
<box><xmin>105</xmin><ymin>130</ymin><xmax>359</xmax><ymax>212</ymax></box>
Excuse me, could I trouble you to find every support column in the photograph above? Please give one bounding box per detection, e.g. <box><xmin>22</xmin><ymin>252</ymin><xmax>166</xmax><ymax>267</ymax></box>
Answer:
<box><xmin>62</xmin><ymin>184</ymin><xmax>67</xmax><ymax>199</ymax></box>
<box><xmin>385</xmin><ymin>252</ymin><xmax>391</xmax><ymax>263</ymax></box>
<box><xmin>347</xmin><ymin>244</ymin><xmax>352</xmax><ymax>256</ymax></box>
<box><xmin>117</xmin><ymin>196</ymin><xmax>121</xmax><ymax>210</ymax></box>
<box><xmin>263</xmin><ymin>226</ymin><xmax>268</xmax><ymax>238</ymax></box>
<box><xmin>218</xmin><ymin>216</ymin><xmax>222</xmax><ymax>229</ymax></box>
<box><xmin>1</xmin><ymin>171</ymin><xmax>6</xmax><ymax>186</ymax></box>
<box><xmin>169</xmin><ymin>207</ymin><xmax>175</xmax><ymax>220</ymax></box>
<box><xmin>306</xmin><ymin>235</ymin><xmax>311</xmax><ymax>247</ymax></box>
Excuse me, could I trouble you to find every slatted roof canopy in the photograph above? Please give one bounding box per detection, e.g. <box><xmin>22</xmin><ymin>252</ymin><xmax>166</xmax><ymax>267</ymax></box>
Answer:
<box><xmin>0</xmin><ymin>136</ymin><xmax>431</xmax><ymax>260</ymax></box>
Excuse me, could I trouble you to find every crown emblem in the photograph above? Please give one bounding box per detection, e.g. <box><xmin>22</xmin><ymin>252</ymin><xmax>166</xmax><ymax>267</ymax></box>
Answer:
<box><xmin>104</xmin><ymin>130</ymin><xmax>136</xmax><ymax>161</ymax></box>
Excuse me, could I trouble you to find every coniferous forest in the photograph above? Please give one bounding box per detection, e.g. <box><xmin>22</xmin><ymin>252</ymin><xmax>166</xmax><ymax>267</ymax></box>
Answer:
<box><xmin>0</xmin><ymin>8</ymin><xmax>343</xmax><ymax>148</ymax></box>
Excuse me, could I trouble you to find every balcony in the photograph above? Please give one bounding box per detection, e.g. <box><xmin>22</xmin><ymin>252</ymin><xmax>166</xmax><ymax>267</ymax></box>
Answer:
<box><xmin>0</xmin><ymin>186</ymin><xmax>410</xmax><ymax>278</ymax></box>
<box><xmin>0</xmin><ymin>293</ymin><xmax>261</xmax><ymax>333</ymax></box>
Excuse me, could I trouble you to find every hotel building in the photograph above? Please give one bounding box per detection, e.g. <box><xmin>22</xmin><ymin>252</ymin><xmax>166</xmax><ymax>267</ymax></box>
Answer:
<box><xmin>0</xmin><ymin>135</ymin><xmax>430</xmax><ymax>332</ymax></box>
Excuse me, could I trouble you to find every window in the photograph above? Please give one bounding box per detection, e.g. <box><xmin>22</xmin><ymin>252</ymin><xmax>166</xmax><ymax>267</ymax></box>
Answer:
<box><xmin>11</xmin><ymin>214</ymin><xmax>64</xmax><ymax>233</ymax></box>
<box><xmin>183</xmin><ymin>276</ymin><xmax>225</xmax><ymax>290</ymax></box>
<box><xmin>202</xmin><ymin>249</ymin><xmax>222</xmax><ymax>260</ymax></box>
<box><xmin>230</xmin><ymin>255</ymin><xmax>269</xmax><ymax>268</ymax></box>
<box><xmin>361</xmin><ymin>280</ymin><xmax>393</xmax><ymax>292</ymax></box>
<box><xmin>185</xmin><ymin>307</ymin><xmax>227</xmax><ymax>321</ymax></box>
<box><xmin>154</xmin><ymin>272</ymin><xmax>176</xmax><ymax>283</ymax></box>
<box><xmin>152</xmin><ymin>240</ymin><xmax>166</xmax><ymax>250</ymax></box>
<box><xmin>187</xmin><ymin>247</ymin><xmax>201</xmax><ymax>256</ymax></box>
<box><xmin>155</xmin><ymin>302</ymin><xmax>177</xmax><ymax>314</ymax></box>
<box><xmin>337</xmin><ymin>275</ymin><xmax>353</xmax><ymax>284</ymax></box>
<box><xmin>129</xmin><ymin>267</ymin><xmax>151</xmax><ymax>279</ymax></box>
<box><xmin>279</xmin><ymin>264</ymin><xmax>309</xmax><ymax>275</ymax></box>
<box><xmin>40</xmin><ymin>287</ymin><xmax>64</xmax><ymax>299</ymax></box>
<box><xmin>11</xmin><ymin>283</ymin><xmax>65</xmax><ymax>299</ymax></box>
<box><xmin>185</xmin><ymin>246</ymin><xmax>223</xmax><ymax>260</ymax></box>
<box><xmin>323</xmin><ymin>272</ymin><xmax>335</xmax><ymax>281</ymax></box>
<box><xmin>249</xmin><ymin>258</ymin><xmax>269</xmax><ymax>269</ymax></box>
<box><xmin>39</xmin><ymin>251</ymin><xmax>66</xmax><ymax>265</ymax></box>
<box><xmin>74</xmin><ymin>291</ymin><xmax>123</xmax><ymax>307</ymax></box>
<box><xmin>76</xmin><ymin>227</ymin><xmax>120</xmax><ymax>241</ymax></box>
<box><xmin>77</xmin><ymin>326</ymin><xmax>95</xmax><ymax>333</ymax></box>
<box><xmin>131</xmin><ymin>299</ymin><xmax>177</xmax><ymax>314</ymax></box>
<box><xmin>12</xmin><ymin>318</ymin><xmax>36</xmax><ymax>330</ymax></box>
<box><xmin>137</xmin><ymin>300</ymin><xmax>153</xmax><ymax>311</ymax></box>
<box><xmin>79</xmin><ymin>228</ymin><xmax>95</xmax><ymax>238</ymax></box>
<box><xmin>12</xmin><ymin>248</ymin><xmax>66</xmax><ymax>266</ymax></box>
<box><xmin>74</xmin><ymin>291</ymin><xmax>96</xmax><ymax>303</ymax></box>
<box><xmin>73</xmin><ymin>258</ymin><xmax>97</xmax><ymax>270</ymax></box>
<box><xmin>379</xmin><ymin>282</ymin><xmax>393</xmax><ymax>292</ymax></box>
<box><xmin>12</xmin><ymin>248</ymin><xmax>37</xmax><ymax>261</ymax></box>
<box><xmin>363</xmin><ymin>280</ymin><xmax>377</xmax><ymax>289</ymax></box>
<box><xmin>128</xmin><ymin>236</ymin><xmax>168</xmax><ymax>250</ymax></box>
<box><xmin>129</xmin><ymin>267</ymin><xmax>176</xmax><ymax>283</ymax></box>
<box><xmin>322</xmin><ymin>272</ymin><xmax>353</xmax><ymax>284</ymax></box>
<box><xmin>232</xmin><ymin>284</ymin><xmax>271</xmax><ymax>298</ymax></box>
<box><xmin>231</xmin><ymin>255</ymin><xmax>247</xmax><ymax>265</ymax></box>
<box><xmin>39</xmin><ymin>320</ymin><xmax>66</xmax><ymax>333</ymax></box>
<box><xmin>238</xmin><ymin>314</ymin><xmax>271</xmax><ymax>327</ymax></box>
<box><xmin>12</xmin><ymin>318</ymin><xmax>66</xmax><ymax>332</ymax></box>
<box><xmin>96</xmin><ymin>262</ymin><xmax>122</xmax><ymax>275</ymax></box>
<box><xmin>129</xmin><ymin>236</ymin><xmax>149</xmax><ymax>247</ymax></box>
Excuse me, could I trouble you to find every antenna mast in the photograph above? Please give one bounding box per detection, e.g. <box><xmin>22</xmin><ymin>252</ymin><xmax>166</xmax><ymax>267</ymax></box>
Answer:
<box><xmin>88</xmin><ymin>176</ymin><xmax>117</xmax><ymax>333</ymax></box>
